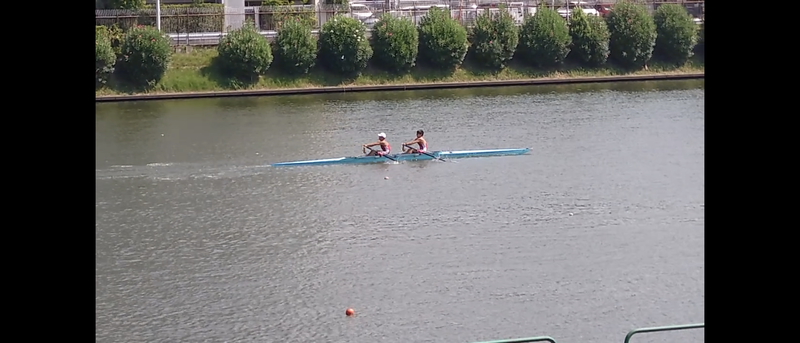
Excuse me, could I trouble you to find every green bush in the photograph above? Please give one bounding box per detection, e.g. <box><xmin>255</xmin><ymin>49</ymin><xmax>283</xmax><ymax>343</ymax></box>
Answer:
<box><xmin>273</xmin><ymin>18</ymin><xmax>317</xmax><ymax>76</ymax></box>
<box><xmin>371</xmin><ymin>13</ymin><xmax>419</xmax><ymax>74</ymax></box>
<box><xmin>568</xmin><ymin>7</ymin><xmax>610</xmax><ymax>67</ymax></box>
<box><xmin>115</xmin><ymin>25</ymin><xmax>171</xmax><ymax>87</ymax></box>
<box><xmin>417</xmin><ymin>6</ymin><xmax>468</xmax><ymax>71</ymax></box>
<box><xmin>93</xmin><ymin>21</ymin><xmax>124</xmax><ymax>54</ymax></box>
<box><xmin>217</xmin><ymin>21</ymin><xmax>273</xmax><ymax>83</ymax></box>
<box><xmin>105</xmin><ymin>24</ymin><xmax>124</xmax><ymax>56</ymax></box>
<box><xmin>318</xmin><ymin>15</ymin><xmax>372</xmax><ymax>76</ymax></box>
<box><xmin>606</xmin><ymin>1</ymin><xmax>657</xmax><ymax>68</ymax></box>
<box><xmin>96</xmin><ymin>26</ymin><xmax>116</xmax><ymax>88</ymax></box>
<box><xmin>517</xmin><ymin>6</ymin><xmax>571</xmax><ymax>68</ymax></box>
<box><xmin>468</xmin><ymin>8</ymin><xmax>519</xmax><ymax>70</ymax></box>
<box><xmin>653</xmin><ymin>4</ymin><xmax>697</xmax><ymax>65</ymax></box>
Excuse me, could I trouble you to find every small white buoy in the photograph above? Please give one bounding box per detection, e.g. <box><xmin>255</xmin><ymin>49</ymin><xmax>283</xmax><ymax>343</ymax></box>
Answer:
<box><xmin>384</xmin><ymin>176</ymin><xmax>389</xmax><ymax>180</ymax></box>
<box><xmin>569</xmin><ymin>213</ymin><xmax>574</xmax><ymax>216</ymax></box>
<box><xmin>161</xmin><ymin>134</ymin><xmax>164</xmax><ymax>137</ymax></box>
<box><xmin>256</xmin><ymin>152</ymin><xmax>260</xmax><ymax>155</ymax></box>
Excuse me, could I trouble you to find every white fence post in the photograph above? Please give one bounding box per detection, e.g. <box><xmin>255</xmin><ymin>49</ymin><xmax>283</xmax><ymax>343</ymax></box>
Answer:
<box><xmin>156</xmin><ymin>0</ymin><xmax>161</xmax><ymax>31</ymax></box>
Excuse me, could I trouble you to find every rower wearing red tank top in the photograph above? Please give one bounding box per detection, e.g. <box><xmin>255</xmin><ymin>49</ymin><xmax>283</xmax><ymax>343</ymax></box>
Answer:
<box><xmin>363</xmin><ymin>132</ymin><xmax>391</xmax><ymax>156</ymax></box>
<box><xmin>402</xmin><ymin>129</ymin><xmax>428</xmax><ymax>154</ymax></box>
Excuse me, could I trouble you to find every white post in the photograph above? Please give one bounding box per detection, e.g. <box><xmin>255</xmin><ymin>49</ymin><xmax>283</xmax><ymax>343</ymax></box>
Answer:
<box><xmin>156</xmin><ymin>0</ymin><xmax>161</xmax><ymax>31</ymax></box>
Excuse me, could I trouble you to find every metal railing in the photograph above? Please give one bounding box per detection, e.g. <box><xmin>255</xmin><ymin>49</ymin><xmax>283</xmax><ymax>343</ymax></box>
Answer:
<box><xmin>467</xmin><ymin>322</ymin><xmax>704</xmax><ymax>343</ymax></box>
<box><xmin>623</xmin><ymin>323</ymin><xmax>704</xmax><ymax>343</ymax></box>
<box><xmin>470</xmin><ymin>336</ymin><xmax>557</xmax><ymax>343</ymax></box>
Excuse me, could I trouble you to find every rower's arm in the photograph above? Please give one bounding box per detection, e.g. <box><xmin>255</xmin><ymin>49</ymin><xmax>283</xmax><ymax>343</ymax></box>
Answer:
<box><xmin>403</xmin><ymin>138</ymin><xmax>419</xmax><ymax>146</ymax></box>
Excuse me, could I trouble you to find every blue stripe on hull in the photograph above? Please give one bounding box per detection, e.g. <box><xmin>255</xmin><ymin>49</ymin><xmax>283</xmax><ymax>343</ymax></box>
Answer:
<box><xmin>270</xmin><ymin>148</ymin><xmax>530</xmax><ymax>167</ymax></box>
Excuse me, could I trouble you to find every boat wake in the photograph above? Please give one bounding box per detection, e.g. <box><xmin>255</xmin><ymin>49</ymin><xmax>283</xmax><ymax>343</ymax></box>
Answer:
<box><xmin>96</xmin><ymin>161</ymin><xmax>274</xmax><ymax>181</ymax></box>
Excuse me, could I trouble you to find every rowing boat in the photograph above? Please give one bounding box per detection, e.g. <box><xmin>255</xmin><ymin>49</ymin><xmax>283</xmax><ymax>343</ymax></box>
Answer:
<box><xmin>270</xmin><ymin>148</ymin><xmax>530</xmax><ymax>167</ymax></box>
<box><xmin>271</xmin><ymin>148</ymin><xmax>530</xmax><ymax>167</ymax></box>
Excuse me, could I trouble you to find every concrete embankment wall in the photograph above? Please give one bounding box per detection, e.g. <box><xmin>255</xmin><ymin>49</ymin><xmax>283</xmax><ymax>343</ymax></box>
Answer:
<box><xmin>95</xmin><ymin>73</ymin><xmax>704</xmax><ymax>103</ymax></box>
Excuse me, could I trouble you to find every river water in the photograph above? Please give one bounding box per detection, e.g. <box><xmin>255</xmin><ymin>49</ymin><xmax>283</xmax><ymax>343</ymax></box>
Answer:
<box><xmin>96</xmin><ymin>80</ymin><xmax>705</xmax><ymax>343</ymax></box>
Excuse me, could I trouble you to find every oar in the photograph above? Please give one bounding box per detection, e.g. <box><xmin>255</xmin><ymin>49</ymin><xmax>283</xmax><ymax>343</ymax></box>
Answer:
<box><xmin>404</xmin><ymin>144</ymin><xmax>447</xmax><ymax>162</ymax></box>
<box><xmin>364</xmin><ymin>145</ymin><xmax>398</xmax><ymax>162</ymax></box>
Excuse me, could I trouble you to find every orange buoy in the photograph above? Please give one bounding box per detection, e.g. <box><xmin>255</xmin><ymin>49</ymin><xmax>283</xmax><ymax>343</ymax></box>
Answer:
<box><xmin>345</xmin><ymin>308</ymin><xmax>355</xmax><ymax>316</ymax></box>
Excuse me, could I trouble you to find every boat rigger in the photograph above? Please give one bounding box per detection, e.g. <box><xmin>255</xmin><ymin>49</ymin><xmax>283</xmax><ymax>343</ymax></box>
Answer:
<box><xmin>270</xmin><ymin>148</ymin><xmax>530</xmax><ymax>167</ymax></box>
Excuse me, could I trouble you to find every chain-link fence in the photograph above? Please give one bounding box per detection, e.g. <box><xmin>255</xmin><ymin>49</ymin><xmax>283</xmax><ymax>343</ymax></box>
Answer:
<box><xmin>95</xmin><ymin>1</ymin><xmax>704</xmax><ymax>46</ymax></box>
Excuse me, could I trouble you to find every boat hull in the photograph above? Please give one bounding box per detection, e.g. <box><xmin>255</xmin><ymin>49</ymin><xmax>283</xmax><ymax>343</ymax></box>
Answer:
<box><xmin>270</xmin><ymin>148</ymin><xmax>530</xmax><ymax>167</ymax></box>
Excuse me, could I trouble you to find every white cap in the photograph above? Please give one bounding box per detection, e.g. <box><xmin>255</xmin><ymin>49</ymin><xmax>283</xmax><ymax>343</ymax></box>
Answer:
<box><xmin>378</xmin><ymin>132</ymin><xmax>386</xmax><ymax>138</ymax></box>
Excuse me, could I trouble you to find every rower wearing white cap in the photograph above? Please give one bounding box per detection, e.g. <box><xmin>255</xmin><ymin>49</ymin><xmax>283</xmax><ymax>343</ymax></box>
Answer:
<box><xmin>363</xmin><ymin>132</ymin><xmax>392</xmax><ymax>156</ymax></box>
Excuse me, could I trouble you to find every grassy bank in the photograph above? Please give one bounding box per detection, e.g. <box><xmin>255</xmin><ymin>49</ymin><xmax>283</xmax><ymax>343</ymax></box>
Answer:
<box><xmin>95</xmin><ymin>47</ymin><xmax>704</xmax><ymax>97</ymax></box>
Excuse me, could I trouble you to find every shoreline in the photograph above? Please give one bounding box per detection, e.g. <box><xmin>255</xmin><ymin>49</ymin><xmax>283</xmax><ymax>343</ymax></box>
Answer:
<box><xmin>95</xmin><ymin>72</ymin><xmax>703</xmax><ymax>103</ymax></box>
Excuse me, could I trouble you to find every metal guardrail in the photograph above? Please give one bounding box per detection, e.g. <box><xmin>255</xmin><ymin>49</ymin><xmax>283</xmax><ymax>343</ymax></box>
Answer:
<box><xmin>470</xmin><ymin>336</ymin><xmax>557</xmax><ymax>343</ymax></box>
<box><xmin>623</xmin><ymin>323</ymin><xmax>704</xmax><ymax>343</ymax></box>
<box><xmin>169</xmin><ymin>31</ymin><xmax>275</xmax><ymax>46</ymax></box>
<box><xmin>167</xmin><ymin>30</ymin><xmax>374</xmax><ymax>46</ymax></box>
<box><xmin>466</xmin><ymin>322</ymin><xmax>704</xmax><ymax>343</ymax></box>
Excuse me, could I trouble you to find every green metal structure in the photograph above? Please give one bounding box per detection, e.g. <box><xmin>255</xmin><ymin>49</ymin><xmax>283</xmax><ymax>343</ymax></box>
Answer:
<box><xmin>469</xmin><ymin>322</ymin><xmax>704</xmax><ymax>343</ymax></box>
<box><xmin>470</xmin><ymin>336</ymin><xmax>557</xmax><ymax>343</ymax></box>
<box><xmin>623</xmin><ymin>323</ymin><xmax>704</xmax><ymax>343</ymax></box>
